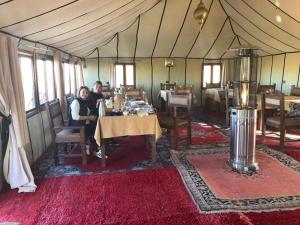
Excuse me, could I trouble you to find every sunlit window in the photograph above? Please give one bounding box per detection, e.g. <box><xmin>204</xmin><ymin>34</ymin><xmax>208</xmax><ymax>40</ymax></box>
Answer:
<box><xmin>19</xmin><ymin>56</ymin><xmax>35</xmax><ymax>111</ymax></box>
<box><xmin>75</xmin><ymin>64</ymin><xmax>82</xmax><ymax>90</ymax></box>
<box><xmin>202</xmin><ymin>63</ymin><xmax>221</xmax><ymax>88</ymax></box>
<box><xmin>46</xmin><ymin>60</ymin><xmax>55</xmax><ymax>101</ymax></box>
<box><xmin>37</xmin><ymin>59</ymin><xmax>46</xmax><ymax>104</ymax></box>
<box><xmin>115</xmin><ymin>64</ymin><xmax>135</xmax><ymax>88</ymax></box>
<box><xmin>70</xmin><ymin>64</ymin><xmax>76</xmax><ymax>95</ymax></box>
<box><xmin>63</xmin><ymin>62</ymin><xmax>71</xmax><ymax>94</ymax></box>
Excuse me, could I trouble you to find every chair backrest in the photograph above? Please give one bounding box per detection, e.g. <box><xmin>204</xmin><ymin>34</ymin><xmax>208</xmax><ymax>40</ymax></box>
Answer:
<box><xmin>206</xmin><ymin>83</ymin><xmax>220</xmax><ymax>89</ymax></box>
<box><xmin>102</xmin><ymin>89</ymin><xmax>114</xmax><ymax>98</ymax></box>
<box><xmin>102</xmin><ymin>85</ymin><xmax>110</xmax><ymax>91</ymax></box>
<box><xmin>174</xmin><ymin>86</ymin><xmax>193</xmax><ymax>95</ymax></box>
<box><xmin>124</xmin><ymin>89</ymin><xmax>143</xmax><ymax>100</ymax></box>
<box><xmin>120</xmin><ymin>84</ymin><xmax>136</xmax><ymax>90</ymax></box>
<box><xmin>290</xmin><ymin>85</ymin><xmax>300</xmax><ymax>96</ymax></box>
<box><xmin>168</xmin><ymin>93</ymin><xmax>192</xmax><ymax>117</ymax></box>
<box><xmin>261</xmin><ymin>92</ymin><xmax>284</xmax><ymax>122</ymax></box>
<box><xmin>47</xmin><ymin>99</ymin><xmax>65</xmax><ymax>129</ymax></box>
<box><xmin>160</xmin><ymin>82</ymin><xmax>176</xmax><ymax>90</ymax></box>
<box><xmin>257</xmin><ymin>83</ymin><xmax>276</xmax><ymax>94</ymax></box>
<box><xmin>64</xmin><ymin>94</ymin><xmax>75</xmax><ymax>119</ymax></box>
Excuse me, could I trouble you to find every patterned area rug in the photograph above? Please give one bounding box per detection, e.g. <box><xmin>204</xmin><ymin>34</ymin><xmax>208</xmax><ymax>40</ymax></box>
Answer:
<box><xmin>171</xmin><ymin>144</ymin><xmax>300</xmax><ymax>213</ymax></box>
<box><xmin>33</xmin><ymin>122</ymin><xmax>228</xmax><ymax>178</ymax></box>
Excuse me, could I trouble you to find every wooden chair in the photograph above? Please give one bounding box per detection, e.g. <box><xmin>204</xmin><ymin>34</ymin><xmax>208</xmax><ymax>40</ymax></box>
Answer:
<box><xmin>290</xmin><ymin>85</ymin><xmax>300</xmax><ymax>96</ymax></box>
<box><xmin>205</xmin><ymin>83</ymin><xmax>221</xmax><ymax>88</ymax></box>
<box><xmin>175</xmin><ymin>86</ymin><xmax>196</xmax><ymax>105</ymax></box>
<box><xmin>124</xmin><ymin>89</ymin><xmax>143</xmax><ymax>100</ymax></box>
<box><xmin>160</xmin><ymin>82</ymin><xmax>176</xmax><ymax>90</ymax></box>
<box><xmin>47</xmin><ymin>99</ymin><xmax>87</xmax><ymax>165</ymax></box>
<box><xmin>257</xmin><ymin>83</ymin><xmax>276</xmax><ymax>93</ymax></box>
<box><xmin>64</xmin><ymin>94</ymin><xmax>75</xmax><ymax>120</ymax></box>
<box><xmin>120</xmin><ymin>84</ymin><xmax>136</xmax><ymax>90</ymax></box>
<box><xmin>158</xmin><ymin>93</ymin><xmax>192</xmax><ymax>149</ymax></box>
<box><xmin>261</xmin><ymin>92</ymin><xmax>300</xmax><ymax>152</ymax></box>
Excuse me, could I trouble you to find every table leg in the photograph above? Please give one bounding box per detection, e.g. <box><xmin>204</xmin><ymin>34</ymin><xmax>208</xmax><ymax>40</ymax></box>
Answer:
<box><xmin>101</xmin><ymin>140</ymin><xmax>106</xmax><ymax>167</ymax></box>
<box><xmin>151</xmin><ymin>135</ymin><xmax>157</xmax><ymax>164</ymax></box>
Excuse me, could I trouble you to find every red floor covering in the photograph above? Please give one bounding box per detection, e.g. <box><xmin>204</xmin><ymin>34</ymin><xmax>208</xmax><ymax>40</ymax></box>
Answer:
<box><xmin>0</xmin><ymin>167</ymin><xmax>257</xmax><ymax>225</ymax></box>
<box><xmin>1</xmin><ymin>167</ymin><xmax>300</xmax><ymax>225</ymax></box>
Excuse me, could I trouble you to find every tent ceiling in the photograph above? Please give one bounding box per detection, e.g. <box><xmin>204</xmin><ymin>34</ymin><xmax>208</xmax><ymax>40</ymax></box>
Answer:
<box><xmin>0</xmin><ymin>0</ymin><xmax>299</xmax><ymax>59</ymax></box>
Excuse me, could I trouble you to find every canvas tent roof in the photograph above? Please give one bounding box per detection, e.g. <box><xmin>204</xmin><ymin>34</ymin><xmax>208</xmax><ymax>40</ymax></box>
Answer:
<box><xmin>0</xmin><ymin>0</ymin><xmax>300</xmax><ymax>59</ymax></box>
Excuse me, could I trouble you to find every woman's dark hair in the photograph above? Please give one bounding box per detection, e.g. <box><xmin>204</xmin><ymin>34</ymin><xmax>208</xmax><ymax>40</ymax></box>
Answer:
<box><xmin>78</xmin><ymin>86</ymin><xmax>90</xmax><ymax>96</ymax></box>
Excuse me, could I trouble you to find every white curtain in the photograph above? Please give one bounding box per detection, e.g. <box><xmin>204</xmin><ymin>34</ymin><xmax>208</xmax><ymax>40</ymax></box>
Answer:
<box><xmin>54</xmin><ymin>52</ymin><xmax>67</xmax><ymax>119</ymax></box>
<box><xmin>0</xmin><ymin>36</ymin><xmax>36</xmax><ymax>192</ymax></box>
<box><xmin>221</xmin><ymin>59</ymin><xmax>230</xmax><ymax>88</ymax></box>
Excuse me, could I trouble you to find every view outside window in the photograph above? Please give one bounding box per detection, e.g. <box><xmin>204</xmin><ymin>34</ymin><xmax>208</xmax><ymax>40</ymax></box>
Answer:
<box><xmin>115</xmin><ymin>64</ymin><xmax>135</xmax><ymax>88</ymax></box>
<box><xmin>19</xmin><ymin>56</ymin><xmax>35</xmax><ymax>111</ymax></box>
<box><xmin>202</xmin><ymin>64</ymin><xmax>221</xmax><ymax>87</ymax></box>
<box><xmin>125</xmin><ymin>65</ymin><xmax>134</xmax><ymax>85</ymax></box>
<box><xmin>37</xmin><ymin>59</ymin><xmax>46</xmax><ymax>104</ymax></box>
<box><xmin>75</xmin><ymin>64</ymin><xmax>82</xmax><ymax>90</ymax></box>
<box><xmin>69</xmin><ymin>64</ymin><xmax>76</xmax><ymax>95</ymax></box>
<box><xmin>46</xmin><ymin>60</ymin><xmax>55</xmax><ymax>101</ymax></box>
<box><xmin>115</xmin><ymin>64</ymin><xmax>124</xmax><ymax>88</ymax></box>
<box><xmin>63</xmin><ymin>63</ymin><xmax>71</xmax><ymax>94</ymax></box>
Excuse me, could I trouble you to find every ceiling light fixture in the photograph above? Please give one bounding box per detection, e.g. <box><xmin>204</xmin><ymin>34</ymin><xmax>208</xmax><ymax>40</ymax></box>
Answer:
<box><xmin>193</xmin><ymin>0</ymin><xmax>208</xmax><ymax>29</ymax></box>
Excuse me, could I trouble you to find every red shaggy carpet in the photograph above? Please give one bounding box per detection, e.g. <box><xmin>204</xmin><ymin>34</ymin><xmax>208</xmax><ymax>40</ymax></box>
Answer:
<box><xmin>0</xmin><ymin>167</ymin><xmax>257</xmax><ymax>225</ymax></box>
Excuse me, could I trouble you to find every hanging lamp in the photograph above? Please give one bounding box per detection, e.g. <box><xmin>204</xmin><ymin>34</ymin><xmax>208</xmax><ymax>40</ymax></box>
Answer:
<box><xmin>193</xmin><ymin>0</ymin><xmax>208</xmax><ymax>29</ymax></box>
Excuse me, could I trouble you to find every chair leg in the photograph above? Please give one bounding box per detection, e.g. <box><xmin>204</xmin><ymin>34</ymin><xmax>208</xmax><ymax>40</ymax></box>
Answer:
<box><xmin>279</xmin><ymin>128</ymin><xmax>285</xmax><ymax>152</ymax></box>
<box><xmin>54</xmin><ymin>143</ymin><xmax>59</xmax><ymax>165</ymax></box>
<box><xmin>80</xmin><ymin>140</ymin><xmax>87</xmax><ymax>165</ymax></box>
<box><xmin>173</xmin><ymin>128</ymin><xmax>178</xmax><ymax>149</ymax></box>
<box><xmin>187</xmin><ymin>124</ymin><xmax>192</xmax><ymax>146</ymax></box>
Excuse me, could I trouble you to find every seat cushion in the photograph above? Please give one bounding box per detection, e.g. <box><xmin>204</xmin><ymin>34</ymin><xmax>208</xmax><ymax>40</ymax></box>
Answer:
<box><xmin>55</xmin><ymin>129</ymin><xmax>81</xmax><ymax>143</ymax></box>
<box><xmin>266</xmin><ymin>116</ymin><xmax>300</xmax><ymax>129</ymax></box>
<box><xmin>158</xmin><ymin>116</ymin><xmax>189</xmax><ymax>129</ymax></box>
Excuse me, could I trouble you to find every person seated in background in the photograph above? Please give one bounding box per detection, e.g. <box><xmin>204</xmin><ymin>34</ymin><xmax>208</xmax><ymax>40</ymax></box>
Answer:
<box><xmin>69</xmin><ymin>86</ymin><xmax>105</xmax><ymax>158</ymax></box>
<box><xmin>89</xmin><ymin>81</ymin><xmax>119</xmax><ymax>148</ymax></box>
<box><xmin>88</xmin><ymin>81</ymin><xmax>104</xmax><ymax>115</ymax></box>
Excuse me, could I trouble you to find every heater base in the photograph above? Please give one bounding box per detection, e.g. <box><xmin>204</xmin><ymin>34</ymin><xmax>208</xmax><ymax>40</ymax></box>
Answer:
<box><xmin>229</xmin><ymin>160</ymin><xmax>259</xmax><ymax>173</ymax></box>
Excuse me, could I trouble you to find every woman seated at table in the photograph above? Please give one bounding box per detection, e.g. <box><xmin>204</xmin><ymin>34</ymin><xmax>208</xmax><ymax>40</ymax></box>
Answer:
<box><xmin>69</xmin><ymin>86</ymin><xmax>103</xmax><ymax>158</ymax></box>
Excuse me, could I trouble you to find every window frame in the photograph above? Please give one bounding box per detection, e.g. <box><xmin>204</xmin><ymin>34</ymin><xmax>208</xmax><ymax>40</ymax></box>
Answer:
<box><xmin>35</xmin><ymin>54</ymin><xmax>56</xmax><ymax>107</ymax></box>
<box><xmin>18</xmin><ymin>51</ymin><xmax>57</xmax><ymax>117</ymax></box>
<box><xmin>19</xmin><ymin>52</ymin><xmax>39</xmax><ymax>117</ymax></box>
<box><xmin>202</xmin><ymin>63</ymin><xmax>222</xmax><ymax>88</ymax></box>
<box><xmin>114</xmin><ymin>63</ymin><xmax>136</xmax><ymax>88</ymax></box>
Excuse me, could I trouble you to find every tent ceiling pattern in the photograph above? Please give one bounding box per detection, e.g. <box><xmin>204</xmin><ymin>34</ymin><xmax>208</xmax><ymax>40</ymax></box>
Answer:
<box><xmin>0</xmin><ymin>0</ymin><xmax>300</xmax><ymax>59</ymax></box>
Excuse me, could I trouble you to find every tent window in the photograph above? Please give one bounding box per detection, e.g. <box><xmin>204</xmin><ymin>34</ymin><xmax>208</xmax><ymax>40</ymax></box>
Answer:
<box><xmin>36</xmin><ymin>58</ymin><xmax>56</xmax><ymax>104</ymax></box>
<box><xmin>19</xmin><ymin>55</ymin><xmax>36</xmax><ymax>111</ymax></box>
<box><xmin>63</xmin><ymin>62</ymin><xmax>77</xmax><ymax>95</ymax></box>
<box><xmin>115</xmin><ymin>64</ymin><xmax>135</xmax><ymax>88</ymax></box>
<box><xmin>63</xmin><ymin>62</ymin><xmax>71</xmax><ymax>94</ymax></box>
<box><xmin>202</xmin><ymin>63</ymin><xmax>221</xmax><ymax>88</ymax></box>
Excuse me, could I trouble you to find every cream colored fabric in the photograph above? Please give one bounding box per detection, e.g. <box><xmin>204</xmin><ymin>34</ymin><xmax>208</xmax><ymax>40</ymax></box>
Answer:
<box><xmin>0</xmin><ymin>36</ymin><xmax>36</xmax><ymax>192</ymax></box>
<box><xmin>78</xmin><ymin>61</ymin><xmax>84</xmax><ymax>87</ymax></box>
<box><xmin>221</xmin><ymin>59</ymin><xmax>229</xmax><ymax>88</ymax></box>
<box><xmin>1</xmin><ymin>0</ymin><xmax>300</xmax><ymax>57</ymax></box>
<box><xmin>257</xmin><ymin>94</ymin><xmax>300</xmax><ymax>111</ymax></box>
<box><xmin>53</xmin><ymin>52</ymin><xmax>67</xmax><ymax>119</ymax></box>
<box><xmin>160</xmin><ymin>90</ymin><xmax>172</xmax><ymax>101</ymax></box>
<box><xmin>169</xmin><ymin>95</ymin><xmax>189</xmax><ymax>106</ymax></box>
<box><xmin>94</xmin><ymin>114</ymin><xmax>161</xmax><ymax>146</ymax></box>
<box><xmin>205</xmin><ymin>88</ymin><xmax>224</xmax><ymax>103</ymax></box>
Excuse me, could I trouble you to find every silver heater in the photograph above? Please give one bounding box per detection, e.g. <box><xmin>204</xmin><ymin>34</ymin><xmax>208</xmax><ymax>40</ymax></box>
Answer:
<box><xmin>230</xmin><ymin>48</ymin><xmax>259</xmax><ymax>172</ymax></box>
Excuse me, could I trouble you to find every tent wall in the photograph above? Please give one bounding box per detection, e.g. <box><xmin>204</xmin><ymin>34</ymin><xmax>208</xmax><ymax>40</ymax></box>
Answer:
<box><xmin>83</xmin><ymin>58</ymin><xmax>209</xmax><ymax>107</ymax></box>
<box><xmin>257</xmin><ymin>52</ymin><xmax>300</xmax><ymax>95</ymax></box>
